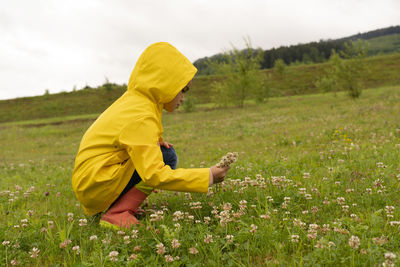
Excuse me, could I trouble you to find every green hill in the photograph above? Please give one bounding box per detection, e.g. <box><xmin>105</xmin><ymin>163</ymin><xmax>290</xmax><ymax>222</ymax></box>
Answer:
<box><xmin>194</xmin><ymin>25</ymin><xmax>400</xmax><ymax>74</ymax></box>
<box><xmin>0</xmin><ymin>53</ymin><xmax>399</xmax><ymax>123</ymax></box>
<box><xmin>368</xmin><ymin>34</ymin><xmax>400</xmax><ymax>54</ymax></box>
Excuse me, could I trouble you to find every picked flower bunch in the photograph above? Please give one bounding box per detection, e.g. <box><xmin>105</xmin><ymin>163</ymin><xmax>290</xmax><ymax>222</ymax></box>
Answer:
<box><xmin>216</xmin><ymin>152</ymin><xmax>238</xmax><ymax>168</ymax></box>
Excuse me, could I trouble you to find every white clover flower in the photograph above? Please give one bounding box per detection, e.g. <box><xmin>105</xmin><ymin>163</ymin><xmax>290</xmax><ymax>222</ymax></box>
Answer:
<box><xmin>165</xmin><ymin>254</ymin><xmax>174</xmax><ymax>262</ymax></box>
<box><xmin>189</xmin><ymin>247</ymin><xmax>199</xmax><ymax>255</ymax></box>
<box><xmin>216</xmin><ymin>152</ymin><xmax>238</xmax><ymax>167</ymax></box>
<box><xmin>108</xmin><ymin>251</ymin><xmax>119</xmax><ymax>261</ymax></box>
<box><xmin>78</xmin><ymin>219</ymin><xmax>87</xmax><ymax>227</ymax></box>
<box><xmin>72</xmin><ymin>245</ymin><xmax>80</xmax><ymax>255</ymax></box>
<box><xmin>156</xmin><ymin>243</ymin><xmax>166</xmax><ymax>255</ymax></box>
<box><xmin>171</xmin><ymin>239</ymin><xmax>181</xmax><ymax>249</ymax></box>
<box><xmin>348</xmin><ymin>235</ymin><xmax>360</xmax><ymax>249</ymax></box>
<box><xmin>204</xmin><ymin>234</ymin><xmax>213</xmax><ymax>244</ymax></box>
<box><xmin>250</xmin><ymin>224</ymin><xmax>258</xmax><ymax>233</ymax></box>
<box><xmin>291</xmin><ymin>235</ymin><xmax>299</xmax><ymax>243</ymax></box>
<box><xmin>30</xmin><ymin>247</ymin><xmax>40</xmax><ymax>258</ymax></box>
<box><xmin>89</xmin><ymin>235</ymin><xmax>98</xmax><ymax>241</ymax></box>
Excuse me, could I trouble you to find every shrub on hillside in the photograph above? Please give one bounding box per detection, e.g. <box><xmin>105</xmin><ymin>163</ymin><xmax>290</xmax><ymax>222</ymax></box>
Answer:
<box><xmin>208</xmin><ymin>38</ymin><xmax>269</xmax><ymax>107</ymax></box>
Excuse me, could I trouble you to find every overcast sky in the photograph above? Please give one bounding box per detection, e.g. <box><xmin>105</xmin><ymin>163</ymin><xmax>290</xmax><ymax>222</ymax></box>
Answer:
<box><xmin>1</xmin><ymin>0</ymin><xmax>399</xmax><ymax>100</ymax></box>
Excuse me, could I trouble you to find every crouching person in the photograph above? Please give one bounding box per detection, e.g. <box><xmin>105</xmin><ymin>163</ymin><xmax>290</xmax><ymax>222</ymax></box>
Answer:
<box><xmin>71</xmin><ymin>42</ymin><xmax>230</xmax><ymax>229</ymax></box>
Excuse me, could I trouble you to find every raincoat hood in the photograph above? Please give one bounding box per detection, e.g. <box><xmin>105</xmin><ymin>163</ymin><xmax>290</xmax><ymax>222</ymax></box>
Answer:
<box><xmin>127</xmin><ymin>42</ymin><xmax>197</xmax><ymax>104</ymax></box>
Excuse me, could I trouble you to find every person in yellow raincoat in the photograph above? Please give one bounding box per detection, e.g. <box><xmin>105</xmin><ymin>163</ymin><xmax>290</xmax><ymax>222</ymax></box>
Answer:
<box><xmin>72</xmin><ymin>42</ymin><xmax>230</xmax><ymax>228</ymax></box>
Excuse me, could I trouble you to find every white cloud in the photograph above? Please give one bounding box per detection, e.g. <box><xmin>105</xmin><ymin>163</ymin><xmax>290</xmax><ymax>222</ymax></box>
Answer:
<box><xmin>0</xmin><ymin>0</ymin><xmax>399</xmax><ymax>99</ymax></box>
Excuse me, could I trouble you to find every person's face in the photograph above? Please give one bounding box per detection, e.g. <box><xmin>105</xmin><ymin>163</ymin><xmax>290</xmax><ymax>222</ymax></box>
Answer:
<box><xmin>164</xmin><ymin>82</ymin><xmax>190</xmax><ymax>112</ymax></box>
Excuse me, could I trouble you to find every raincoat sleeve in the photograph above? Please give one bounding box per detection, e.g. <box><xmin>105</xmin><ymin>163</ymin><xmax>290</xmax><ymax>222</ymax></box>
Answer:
<box><xmin>119</xmin><ymin>116</ymin><xmax>209</xmax><ymax>193</ymax></box>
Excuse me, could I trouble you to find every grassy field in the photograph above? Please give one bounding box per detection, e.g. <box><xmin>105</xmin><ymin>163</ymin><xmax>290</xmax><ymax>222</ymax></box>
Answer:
<box><xmin>1</xmin><ymin>53</ymin><xmax>399</xmax><ymax>123</ymax></box>
<box><xmin>1</xmin><ymin>86</ymin><xmax>400</xmax><ymax>266</ymax></box>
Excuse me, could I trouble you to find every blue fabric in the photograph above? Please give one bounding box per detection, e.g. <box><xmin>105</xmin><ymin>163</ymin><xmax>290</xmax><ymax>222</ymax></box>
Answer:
<box><xmin>118</xmin><ymin>146</ymin><xmax>178</xmax><ymax>198</ymax></box>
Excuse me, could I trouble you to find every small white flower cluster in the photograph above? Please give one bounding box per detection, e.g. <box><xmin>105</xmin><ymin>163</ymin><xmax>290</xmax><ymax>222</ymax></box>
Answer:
<box><xmin>108</xmin><ymin>251</ymin><xmax>119</xmax><ymax>262</ymax></box>
<box><xmin>385</xmin><ymin>206</ymin><xmax>395</xmax><ymax>218</ymax></box>
<box><xmin>348</xmin><ymin>235</ymin><xmax>360</xmax><ymax>249</ymax></box>
<box><xmin>172</xmin><ymin>211</ymin><xmax>184</xmax><ymax>221</ymax></box>
<box><xmin>383</xmin><ymin>252</ymin><xmax>396</xmax><ymax>267</ymax></box>
<box><xmin>150</xmin><ymin>210</ymin><xmax>164</xmax><ymax>222</ymax></box>
<box><xmin>189</xmin><ymin>202</ymin><xmax>202</xmax><ymax>210</ymax></box>
<box><xmin>216</xmin><ymin>152</ymin><xmax>238</xmax><ymax>168</ymax></box>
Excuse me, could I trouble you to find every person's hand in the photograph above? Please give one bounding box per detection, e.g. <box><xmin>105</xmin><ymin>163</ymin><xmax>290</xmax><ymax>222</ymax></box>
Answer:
<box><xmin>159</xmin><ymin>141</ymin><xmax>174</xmax><ymax>148</ymax></box>
<box><xmin>210</xmin><ymin>165</ymin><xmax>230</xmax><ymax>184</ymax></box>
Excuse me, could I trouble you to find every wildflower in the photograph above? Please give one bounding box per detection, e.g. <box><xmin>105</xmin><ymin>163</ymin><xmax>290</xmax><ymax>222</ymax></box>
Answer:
<box><xmin>342</xmin><ymin>205</ymin><xmax>349</xmax><ymax>212</ymax></box>
<box><xmin>72</xmin><ymin>245</ymin><xmax>80</xmax><ymax>255</ymax></box>
<box><xmin>165</xmin><ymin>254</ymin><xmax>174</xmax><ymax>262</ymax></box>
<box><xmin>90</xmin><ymin>235</ymin><xmax>98</xmax><ymax>241</ymax></box>
<box><xmin>303</xmin><ymin>173</ymin><xmax>310</xmax><ymax>179</ymax></box>
<box><xmin>131</xmin><ymin>229</ymin><xmax>139</xmax><ymax>238</ymax></box>
<box><xmin>150</xmin><ymin>211</ymin><xmax>164</xmax><ymax>222</ymax></box>
<box><xmin>21</xmin><ymin>219</ymin><xmax>28</xmax><ymax>228</ymax></box>
<box><xmin>239</xmin><ymin>200</ymin><xmax>247</xmax><ymax>210</ymax></box>
<box><xmin>117</xmin><ymin>230</ymin><xmax>125</xmax><ymax>236</ymax></box>
<box><xmin>30</xmin><ymin>247</ymin><xmax>40</xmax><ymax>258</ymax></box>
<box><xmin>384</xmin><ymin>252</ymin><xmax>396</xmax><ymax>260</ymax></box>
<box><xmin>216</xmin><ymin>152</ymin><xmax>238</xmax><ymax>167</ymax></box>
<box><xmin>311</xmin><ymin>206</ymin><xmax>318</xmax><ymax>214</ymax></box>
<box><xmin>250</xmin><ymin>224</ymin><xmax>258</xmax><ymax>233</ymax></box>
<box><xmin>291</xmin><ymin>235</ymin><xmax>299</xmax><ymax>243</ymax></box>
<box><xmin>128</xmin><ymin>254</ymin><xmax>137</xmax><ymax>261</ymax></box>
<box><xmin>298</xmin><ymin>188</ymin><xmax>306</xmax><ymax>194</ymax></box>
<box><xmin>10</xmin><ymin>259</ymin><xmax>18</xmax><ymax>265</ymax></box>
<box><xmin>59</xmin><ymin>239</ymin><xmax>71</xmax><ymax>248</ymax></box>
<box><xmin>348</xmin><ymin>235</ymin><xmax>360</xmax><ymax>249</ymax></box>
<box><xmin>260</xmin><ymin>213</ymin><xmax>271</xmax><ymax>220</ymax></box>
<box><xmin>226</xmin><ymin>235</ymin><xmax>234</xmax><ymax>244</ymax></box>
<box><xmin>372</xmin><ymin>235</ymin><xmax>388</xmax><ymax>245</ymax></box>
<box><xmin>328</xmin><ymin>241</ymin><xmax>336</xmax><ymax>248</ymax></box>
<box><xmin>204</xmin><ymin>234</ymin><xmax>213</xmax><ymax>244</ymax></box>
<box><xmin>337</xmin><ymin>197</ymin><xmax>345</xmax><ymax>205</ymax></box>
<box><xmin>315</xmin><ymin>240</ymin><xmax>325</xmax><ymax>249</ymax></box>
<box><xmin>134</xmin><ymin>246</ymin><xmax>141</xmax><ymax>252</ymax></box>
<box><xmin>2</xmin><ymin>240</ymin><xmax>10</xmax><ymax>246</ymax></box>
<box><xmin>189</xmin><ymin>247</ymin><xmax>199</xmax><ymax>255</ymax></box>
<box><xmin>26</xmin><ymin>210</ymin><xmax>34</xmax><ymax>217</ymax></box>
<box><xmin>385</xmin><ymin>206</ymin><xmax>395</xmax><ymax>218</ymax></box>
<box><xmin>222</xmin><ymin>202</ymin><xmax>232</xmax><ymax>211</ymax></box>
<box><xmin>321</xmin><ymin>224</ymin><xmax>330</xmax><ymax>234</ymax></box>
<box><xmin>67</xmin><ymin>213</ymin><xmax>74</xmax><ymax>222</ymax></box>
<box><xmin>78</xmin><ymin>219</ymin><xmax>87</xmax><ymax>227</ymax></box>
<box><xmin>108</xmin><ymin>251</ymin><xmax>119</xmax><ymax>262</ymax></box>
<box><xmin>189</xmin><ymin>201</ymin><xmax>202</xmax><ymax>210</ymax></box>
<box><xmin>173</xmin><ymin>211</ymin><xmax>184</xmax><ymax>221</ymax></box>
<box><xmin>123</xmin><ymin>235</ymin><xmax>130</xmax><ymax>244</ymax></box>
<box><xmin>156</xmin><ymin>243</ymin><xmax>166</xmax><ymax>255</ymax></box>
<box><xmin>204</xmin><ymin>216</ymin><xmax>211</xmax><ymax>224</ymax></box>
<box><xmin>171</xmin><ymin>239</ymin><xmax>181</xmax><ymax>249</ymax></box>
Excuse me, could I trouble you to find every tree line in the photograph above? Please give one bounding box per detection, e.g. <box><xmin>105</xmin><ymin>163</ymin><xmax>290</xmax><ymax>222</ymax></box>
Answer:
<box><xmin>193</xmin><ymin>26</ymin><xmax>400</xmax><ymax>75</ymax></box>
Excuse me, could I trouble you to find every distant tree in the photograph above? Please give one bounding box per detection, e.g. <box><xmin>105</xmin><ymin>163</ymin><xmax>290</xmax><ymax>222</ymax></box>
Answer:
<box><xmin>208</xmin><ymin>38</ymin><xmax>268</xmax><ymax>107</ymax></box>
<box><xmin>273</xmin><ymin>58</ymin><xmax>286</xmax><ymax>77</ymax></box>
<box><xmin>317</xmin><ymin>40</ymin><xmax>369</xmax><ymax>98</ymax></box>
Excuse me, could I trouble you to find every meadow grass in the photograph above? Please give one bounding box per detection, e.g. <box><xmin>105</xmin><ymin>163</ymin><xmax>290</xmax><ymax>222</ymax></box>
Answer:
<box><xmin>0</xmin><ymin>86</ymin><xmax>400</xmax><ymax>266</ymax></box>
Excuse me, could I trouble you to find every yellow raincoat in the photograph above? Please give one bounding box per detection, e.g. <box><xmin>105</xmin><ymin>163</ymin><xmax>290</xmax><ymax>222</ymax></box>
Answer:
<box><xmin>72</xmin><ymin>42</ymin><xmax>210</xmax><ymax>216</ymax></box>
